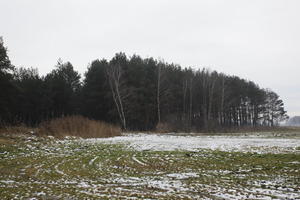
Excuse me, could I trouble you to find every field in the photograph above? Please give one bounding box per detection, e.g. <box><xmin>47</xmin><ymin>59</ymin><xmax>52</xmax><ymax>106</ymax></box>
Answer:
<box><xmin>0</xmin><ymin>132</ymin><xmax>300</xmax><ymax>199</ymax></box>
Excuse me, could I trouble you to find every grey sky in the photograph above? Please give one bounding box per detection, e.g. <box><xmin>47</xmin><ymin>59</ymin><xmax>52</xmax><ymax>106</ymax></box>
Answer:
<box><xmin>1</xmin><ymin>0</ymin><xmax>299</xmax><ymax>116</ymax></box>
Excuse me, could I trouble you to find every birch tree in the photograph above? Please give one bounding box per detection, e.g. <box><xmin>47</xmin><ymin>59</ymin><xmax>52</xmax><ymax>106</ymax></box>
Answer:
<box><xmin>106</xmin><ymin>64</ymin><xmax>127</xmax><ymax>130</ymax></box>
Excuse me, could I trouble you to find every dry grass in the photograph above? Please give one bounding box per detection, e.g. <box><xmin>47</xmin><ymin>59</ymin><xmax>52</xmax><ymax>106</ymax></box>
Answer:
<box><xmin>38</xmin><ymin>115</ymin><xmax>121</xmax><ymax>138</ymax></box>
<box><xmin>155</xmin><ymin>122</ymin><xmax>175</xmax><ymax>133</ymax></box>
<box><xmin>0</xmin><ymin>125</ymin><xmax>36</xmax><ymax>136</ymax></box>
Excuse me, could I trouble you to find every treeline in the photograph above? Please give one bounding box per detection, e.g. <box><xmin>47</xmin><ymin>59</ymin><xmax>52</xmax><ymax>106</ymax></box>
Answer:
<box><xmin>0</xmin><ymin>38</ymin><xmax>288</xmax><ymax>131</ymax></box>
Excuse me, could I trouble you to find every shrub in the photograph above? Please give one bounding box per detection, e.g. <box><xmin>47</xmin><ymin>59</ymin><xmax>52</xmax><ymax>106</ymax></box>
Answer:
<box><xmin>38</xmin><ymin>115</ymin><xmax>120</xmax><ymax>138</ymax></box>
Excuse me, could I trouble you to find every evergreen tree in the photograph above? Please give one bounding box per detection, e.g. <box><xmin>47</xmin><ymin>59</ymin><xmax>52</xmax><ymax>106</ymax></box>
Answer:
<box><xmin>13</xmin><ymin>67</ymin><xmax>44</xmax><ymax>125</ymax></box>
<box><xmin>0</xmin><ymin>37</ymin><xmax>17</xmax><ymax>125</ymax></box>
<box><xmin>0</xmin><ymin>39</ymin><xmax>289</xmax><ymax>131</ymax></box>
<box><xmin>44</xmin><ymin>60</ymin><xmax>81</xmax><ymax>118</ymax></box>
<box><xmin>81</xmin><ymin>59</ymin><xmax>113</xmax><ymax>121</ymax></box>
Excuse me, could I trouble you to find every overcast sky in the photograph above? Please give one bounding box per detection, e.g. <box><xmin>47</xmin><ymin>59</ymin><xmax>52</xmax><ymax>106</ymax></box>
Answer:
<box><xmin>1</xmin><ymin>0</ymin><xmax>299</xmax><ymax>116</ymax></box>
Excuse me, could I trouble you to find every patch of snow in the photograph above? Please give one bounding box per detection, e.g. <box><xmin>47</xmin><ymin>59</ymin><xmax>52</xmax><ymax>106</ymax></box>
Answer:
<box><xmin>54</xmin><ymin>163</ymin><xmax>64</xmax><ymax>175</ymax></box>
<box><xmin>132</xmin><ymin>156</ymin><xmax>146</xmax><ymax>166</ymax></box>
<box><xmin>89</xmin><ymin>156</ymin><xmax>98</xmax><ymax>166</ymax></box>
<box><xmin>85</xmin><ymin>134</ymin><xmax>300</xmax><ymax>153</ymax></box>
<box><xmin>35</xmin><ymin>191</ymin><xmax>46</xmax><ymax>196</ymax></box>
<box><xmin>287</xmin><ymin>161</ymin><xmax>300</xmax><ymax>164</ymax></box>
<box><xmin>0</xmin><ymin>180</ymin><xmax>16</xmax><ymax>184</ymax></box>
<box><xmin>147</xmin><ymin>179</ymin><xmax>184</xmax><ymax>192</ymax></box>
<box><xmin>166</xmin><ymin>172</ymin><xmax>198</xmax><ymax>179</ymax></box>
<box><xmin>77</xmin><ymin>182</ymin><xmax>90</xmax><ymax>188</ymax></box>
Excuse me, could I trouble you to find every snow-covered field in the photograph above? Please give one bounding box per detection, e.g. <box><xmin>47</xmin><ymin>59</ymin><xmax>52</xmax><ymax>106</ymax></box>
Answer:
<box><xmin>0</xmin><ymin>133</ymin><xmax>299</xmax><ymax>199</ymax></box>
<box><xmin>87</xmin><ymin>133</ymin><xmax>300</xmax><ymax>153</ymax></box>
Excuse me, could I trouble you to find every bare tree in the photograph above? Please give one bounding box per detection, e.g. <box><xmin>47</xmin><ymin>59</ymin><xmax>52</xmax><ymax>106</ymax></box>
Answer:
<box><xmin>157</xmin><ymin>63</ymin><xmax>162</xmax><ymax>124</ymax></box>
<box><xmin>201</xmin><ymin>69</ymin><xmax>208</xmax><ymax>129</ymax></box>
<box><xmin>182</xmin><ymin>79</ymin><xmax>188</xmax><ymax>125</ymax></box>
<box><xmin>220</xmin><ymin>75</ymin><xmax>225</xmax><ymax>125</ymax></box>
<box><xmin>201</xmin><ymin>69</ymin><xmax>216</xmax><ymax>129</ymax></box>
<box><xmin>106</xmin><ymin>64</ymin><xmax>127</xmax><ymax>130</ymax></box>
<box><xmin>207</xmin><ymin>74</ymin><xmax>216</xmax><ymax>122</ymax></box>
<box><xmin>156</xmin><ymin>62</ymin><xmax>169</xmax><ymax>124</ymax></box>
<box><xmin>189</xmin><ymin>77</ymin><xmax>193</xmax><ymax>131</ymax></box>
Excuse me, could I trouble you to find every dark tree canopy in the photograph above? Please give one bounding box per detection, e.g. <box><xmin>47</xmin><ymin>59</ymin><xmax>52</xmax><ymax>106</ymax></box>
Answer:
<box><xmin>43</xmin><ymin>60</ymin><xmax>81</xmax><ymax>118</ymax></box>
<box><xmin>0</xmin><ymin>38</ymin><xmax>17</xmax><ymax>124</ymax></box>
<box><xmin>0</xmin><ymin>38</ymin><xmax>288</xmax><ymax>131</ymax></box>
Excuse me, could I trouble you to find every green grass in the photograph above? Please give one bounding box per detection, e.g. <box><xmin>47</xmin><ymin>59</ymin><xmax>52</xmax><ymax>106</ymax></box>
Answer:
<box><xmin>0</xmin><ymin>134</ymin><xmax>299</xmax><ymax>199</ymax></box>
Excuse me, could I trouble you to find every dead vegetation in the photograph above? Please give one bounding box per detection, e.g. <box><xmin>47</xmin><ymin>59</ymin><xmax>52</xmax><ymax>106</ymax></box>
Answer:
<box><xmin>155</xmin><ymin>122</ymin><xmax>175</xmax><ymax>133</ymax></box>
<box><xmin>38</xmin><ymin>115</ymin><xmax>121</xmax><ymax>138</ymax></box>
<box><xmin>0</xmin><ymin>116</ymin><xmax>120</xmax><ymax>138</ymax></box>
<box><xmin>0</xmin><ymin>125</ymin><xmax>36</xmax><ymax>136</ymax></box>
